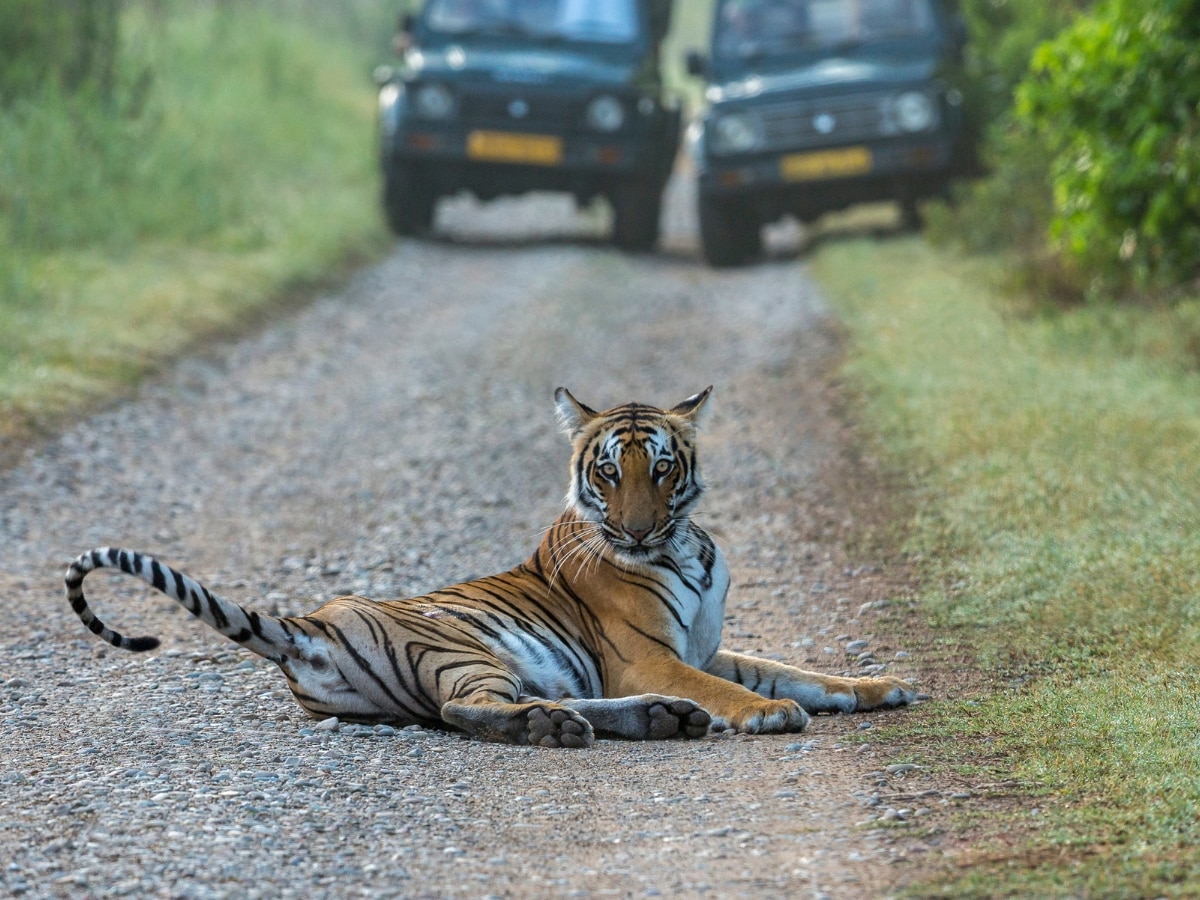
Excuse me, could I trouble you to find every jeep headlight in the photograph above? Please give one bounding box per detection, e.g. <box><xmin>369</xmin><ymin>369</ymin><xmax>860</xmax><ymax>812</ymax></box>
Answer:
<box><xmin>710</xmin><ymin>111</ymin><xmax>763</xmax><ymax>155</ymax></box>
<box><xmin>413</xmin><ymin>83</ymin><xmax>456</xmax><ymax>120</ymax></box>
<box><xmin>894</xmin><ymin>91</ymin><xmax>937</xmax><ymax>133</ymax></box>
<box><xmin>586</xmin><ymin>94</ymin><xmax>626</xmax><ymax>133</ymax></box>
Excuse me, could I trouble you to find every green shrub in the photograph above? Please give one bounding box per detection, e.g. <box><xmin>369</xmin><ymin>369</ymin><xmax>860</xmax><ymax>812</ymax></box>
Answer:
<box><xmin>925</xmin><ymin>0</ymin><xmax>1086</xmax><ymax>257</ymax></box>
<box><xmin>0</xmin><ymin>0</ymin><xmax>120</xmax><ymax>102</ymax></box>
<box><xmin>1016</xmin><ymin>0</ymin><xmax>1200</xmax><ymax>294</ymax></box>
<box><xmin>956</xmin><ymin>0</ymin><xmax>1090</xmax><ymax>134</ymax></box>
<box><xmin>0</xmin><ymin>2</ymin><xmax>392</xmax><ymax>254</ymax></box>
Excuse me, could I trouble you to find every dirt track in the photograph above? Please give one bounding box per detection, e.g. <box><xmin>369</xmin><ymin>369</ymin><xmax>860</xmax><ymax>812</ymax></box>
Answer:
<box><xmin>0</xmin><ymin>179</ymin><xmax>950</xmax><ymax>898</ymax></box>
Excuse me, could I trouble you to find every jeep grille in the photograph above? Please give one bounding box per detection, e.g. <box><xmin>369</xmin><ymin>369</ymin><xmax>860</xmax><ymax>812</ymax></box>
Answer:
<box><xmin>758</xmin><ymin>90</ymin><xmax>897</xmax><ymax>150</ymax></box>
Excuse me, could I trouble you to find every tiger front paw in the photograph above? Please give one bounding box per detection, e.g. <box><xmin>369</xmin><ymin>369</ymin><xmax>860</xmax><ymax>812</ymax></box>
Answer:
<box><xmin>852</xmin><ymin>676</ymin><xmax>928</xmax><ymax>711</ymax></box>
<box><xmin>718</xmin><ymin>698</ymin><xmax>809</xmax><ymax>734</ymax></box>
<box><xmin>526</xmin><ymin>704</ymin><xmax>596</xmax><ymax>749</ymax></box>
<box><xmin>646</xmin><ymin>697</ymin><xmax>712</xmax><ymax>740</ymax></box>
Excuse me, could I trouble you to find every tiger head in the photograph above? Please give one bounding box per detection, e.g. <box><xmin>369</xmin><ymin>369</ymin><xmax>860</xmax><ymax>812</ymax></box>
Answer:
<box><xmin>555</xmin><ymin>387</ymin><xmax>712</xmax><ymax>564</ymax></box>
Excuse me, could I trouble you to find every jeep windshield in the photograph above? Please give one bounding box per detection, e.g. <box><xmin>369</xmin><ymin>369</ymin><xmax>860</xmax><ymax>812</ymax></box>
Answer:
<box><xmin>713</xmin><ymin>0</ymin><xmax>940</xmax><ymax>70</ymax></box>
<box><xmin>423</xmin><ymin>0</ymin><xmax>641</xmax><ymax>45</ymax></box>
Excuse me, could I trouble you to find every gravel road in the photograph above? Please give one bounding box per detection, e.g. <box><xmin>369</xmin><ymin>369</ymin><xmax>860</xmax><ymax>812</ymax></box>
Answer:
<box><xmin>0</xmin><ymin>179</ymin><xmax>943</xmax><ymax>898</ymax></box>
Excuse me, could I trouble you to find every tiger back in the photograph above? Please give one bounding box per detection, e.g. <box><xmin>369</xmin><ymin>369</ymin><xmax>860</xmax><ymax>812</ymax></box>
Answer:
<box><xmin>66</xmin><ymin>388</ymin><xmax>922</xmax><ymax>748</ymax></box>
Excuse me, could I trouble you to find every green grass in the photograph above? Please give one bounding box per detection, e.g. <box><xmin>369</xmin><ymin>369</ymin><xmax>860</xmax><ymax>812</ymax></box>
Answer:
<box><xmin>809</xmin><ymin>223</ymin><xmax>1200</xmax><ymax>896</ymax></box>
<box><xmin>0</xmin><ymin>2</ymin><xmax>392</xmax><ymax>448</ymax></box>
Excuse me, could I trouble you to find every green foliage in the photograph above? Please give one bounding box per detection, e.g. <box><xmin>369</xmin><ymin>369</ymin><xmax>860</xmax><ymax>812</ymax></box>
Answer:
<box><xmin>955</xmin><ymin>0</ymin><xmax>1089</xmax><ymax>127</ymax></box>
<box><xmin>1016</xmin><ymin>0</ymin><xmax>1200</xmax><ymax>293</ymax></box>
<box><xmin>0</xmin><ymin>1</ymin><xmax>392</xmax><ymax>253</ymax></box>
<box><xmin>926</xmin><ymin>0</ymin><xmax>1086</xmax><ymax>256</ymax></box>
<box><xmin>0</xmin><ymin>0</ymin><xmax>394</xmax><ymax>437</ymax></box>
<box><xmin>0</xmin><ymin>0</ymin><xmax>120</xmax><ymax>102</ymax></box>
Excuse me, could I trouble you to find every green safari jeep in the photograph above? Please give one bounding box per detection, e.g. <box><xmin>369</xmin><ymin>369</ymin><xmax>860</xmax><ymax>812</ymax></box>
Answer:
<box><xmin>687</xmin><ymin>0</ymin><xmax>971</xmax><ymax>266</ymax></box>
<box><xmin>376</xmin><ymin>0</ymin><xmax>681</xmax><ymax>251</ymax></box>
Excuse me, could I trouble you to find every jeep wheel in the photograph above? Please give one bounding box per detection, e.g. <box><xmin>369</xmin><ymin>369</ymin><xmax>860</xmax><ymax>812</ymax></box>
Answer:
<box><xmin>899</xmin><ymin>199</ymin><xmax>924</xmax><ymax>232</ymax></box>
<box><xmin>382</xmin><ymin>161</ymin><xmax>435</xmax><ymax>236</ymax></box>
<box><xmin>698</xmin><ymin>194</ymin><xmax>761</xmax><ymax>267</ymax></box>
<box><xmin>611</xmin><ymin>180</ymin><xmax>662</xmax><ymax>252</ymax></box>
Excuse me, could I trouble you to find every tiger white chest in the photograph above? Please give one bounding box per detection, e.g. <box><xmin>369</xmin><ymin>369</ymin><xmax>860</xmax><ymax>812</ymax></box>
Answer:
<box><xmin>673</xmin><ymin>542</ymin><xmax>731</xmax><ymax>670</ymax></box>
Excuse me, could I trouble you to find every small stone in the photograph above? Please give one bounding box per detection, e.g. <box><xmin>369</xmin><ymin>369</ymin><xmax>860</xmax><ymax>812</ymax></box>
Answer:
<box><xmin>313</xmin><ymin>716</ymin><xmax>340</xmax><ymax>732</ymax></box>
<box><xmin>785</xmin><ymin>740</ymin><xmax>818</xmax><ymax>752</ymax></box>
<box><xmin>886</xmin><ymin>763</ymin><xmax>920</xmax><ymax>775</ymax></box>
<box><xmin>845</xmin><ymin>640</ymin><xmax>869</xmax><ymax>654</ymax></box>
<box><xmin>894</xmin><ymin>651</ymin><xmax>912</xmax><ymax>660</ymax></box>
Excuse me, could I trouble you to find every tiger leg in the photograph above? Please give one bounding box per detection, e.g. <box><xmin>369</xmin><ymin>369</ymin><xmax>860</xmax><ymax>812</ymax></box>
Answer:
<box><xmin>439</xmin><ymin>668</ymin><xmax>595</xmax><ymax>748</ymax></box>
<box><xmin>705</xmin><ymin>650</ymin><xmax>925</xmax><ymax>714</ymax></box>
<box><xmin>615</xmin><ymin>657</ymin><xmax>809</xmax><ymax>734</ymax></box>
<box><xmin>556</xmin><ymin>695</ymin><xmax>711</xmax><ymax>740</ymax></box>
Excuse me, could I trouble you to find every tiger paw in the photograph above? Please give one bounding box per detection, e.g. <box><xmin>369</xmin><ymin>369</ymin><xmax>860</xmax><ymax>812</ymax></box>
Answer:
<box><xmin>719</xmin><ymin>698</ymin><xmax>809</xmax><ymax>734</ymax></box>
<box><xmin>526</xmin><ymin>704</ymin><xmax>595</xmax><ymax>749</ymax></box>
<box><xmin>852</xmin><ymin>676</ymin><xmax>928</xmax><ymax>711</ymax></box>
<box><xmin>646</xmin><ymin>698</ymin><xmax>712</xmax><ymax>740</ymax></box>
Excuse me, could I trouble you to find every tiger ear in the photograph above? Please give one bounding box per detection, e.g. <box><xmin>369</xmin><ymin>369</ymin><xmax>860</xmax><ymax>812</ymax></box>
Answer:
<box><xmin>669</xmin><ymin>386</ymin><xmax>713</xmax><ymax>425</ymax></box>
<box><xmin>555</xmin><ymin>387</ymin><xmax>598</xmax><ymax>439</ymax></box>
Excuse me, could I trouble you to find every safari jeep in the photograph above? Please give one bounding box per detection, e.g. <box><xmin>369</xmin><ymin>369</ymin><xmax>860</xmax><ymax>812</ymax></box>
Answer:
<box><xmin>376</xmin><ymin>0</ymin><xmax>681</xmax><ymax>251</ymax></box>
<box><xmin>687</xmin><ymin>0</ymin><xmax>970</xmax><ymax>266</ymax></box>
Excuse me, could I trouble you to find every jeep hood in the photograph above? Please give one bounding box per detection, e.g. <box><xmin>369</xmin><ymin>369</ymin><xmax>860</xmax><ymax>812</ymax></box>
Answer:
<box><xmin>708</xmin><ymin>56</ymin><xmax>939</xmax><ymax>104</ymax></box>
<box><xmin>407</xmin><ymin>44</ymin><xmax>639</xmax><ymax>88</ymax></box>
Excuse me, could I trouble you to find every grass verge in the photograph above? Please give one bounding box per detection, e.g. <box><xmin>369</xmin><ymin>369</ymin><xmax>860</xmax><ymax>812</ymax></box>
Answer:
<box><xmin>0</xmin><ymin>3</ymin><xmax>393</xmax><ymax>460</ymax></box>
<box><xmin>809</xmin><ymin>221</ymin><xmax>1200</xmax><ymax>897</ymax></box>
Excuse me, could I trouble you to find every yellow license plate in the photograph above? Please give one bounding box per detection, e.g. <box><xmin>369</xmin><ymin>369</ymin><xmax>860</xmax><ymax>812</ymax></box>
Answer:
<box><xmin>781</xmin><ymin>146</ymin><xmax>873</xmax><ymax>181</ymax></box>
<box><xmin>467</xmin><ymin>131</ymin><xmax>563</xmax><ymax>166</ymax></box>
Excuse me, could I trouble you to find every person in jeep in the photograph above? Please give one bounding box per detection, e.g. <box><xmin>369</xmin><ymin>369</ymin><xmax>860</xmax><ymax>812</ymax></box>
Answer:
<box><xmin>689</xmin><ymin>0</ymin><xmax>970</xmax><ymax>266</ymax></box>
<box><xmin>377</xmin><ymin>0</ymin><xmax>680</xmax><ymax>251</ymax></box>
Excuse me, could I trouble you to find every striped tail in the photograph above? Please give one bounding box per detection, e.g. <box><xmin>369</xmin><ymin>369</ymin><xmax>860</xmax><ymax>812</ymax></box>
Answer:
<box><xmin>65</xmin><ymin>547</ymin><xmax>291</xmax><ymax>660</ymax></box>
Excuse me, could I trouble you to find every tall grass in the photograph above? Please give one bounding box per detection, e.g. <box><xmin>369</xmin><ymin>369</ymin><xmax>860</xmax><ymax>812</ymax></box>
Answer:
<box><xmin>0</xmin><ymin>2</ymin><xmax>394</xmax><ymax>444</ymax></box>
<box><xmin>811</xmin><ymin>231</ymin><xmax>1200</xmax><ymax>895</ymax></box>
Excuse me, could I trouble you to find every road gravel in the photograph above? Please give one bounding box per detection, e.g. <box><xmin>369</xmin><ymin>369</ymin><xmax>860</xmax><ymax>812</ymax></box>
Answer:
<box><xmin>0</xmin><ymin>179</ymin><xmax>947</xmax><ymax>898</ymax></box>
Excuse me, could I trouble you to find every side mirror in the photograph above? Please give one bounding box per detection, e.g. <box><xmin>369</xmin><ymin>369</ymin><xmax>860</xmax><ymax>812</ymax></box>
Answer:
<box><xmin>685</xmin><ymin>51</ymin><xmax>708</xmax><ymax>78</ymax></box>
<box><xmin>394</xmin><ymin>13</ymin><xmax>417</xmax><ymax>56</ymax></box>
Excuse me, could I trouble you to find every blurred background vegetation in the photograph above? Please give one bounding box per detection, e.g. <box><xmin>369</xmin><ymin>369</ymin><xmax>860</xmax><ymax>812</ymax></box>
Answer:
<box><xmin>936</xmin><ymin>0</ymin><xmax>1200</xmax><ymax>302</ymax></box>
<box><xmin>0</xmin><ymin>0</ymin><xmax>398</xmax><ymax>447</ymax></box>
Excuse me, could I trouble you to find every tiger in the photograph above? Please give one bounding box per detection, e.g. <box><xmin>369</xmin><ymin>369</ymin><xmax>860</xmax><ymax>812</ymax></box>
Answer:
<box><xmin>65</xmin><ymin>387</ymin><xmax>922</xmax><ymax>748</ymax></box>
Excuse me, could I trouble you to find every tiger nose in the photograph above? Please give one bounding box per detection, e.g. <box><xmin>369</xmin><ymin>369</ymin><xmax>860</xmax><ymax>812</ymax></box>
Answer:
<box><xmin>625</xmin><ymin>525</ymin><xmax>653</xmax><ymax>542</ymax></box>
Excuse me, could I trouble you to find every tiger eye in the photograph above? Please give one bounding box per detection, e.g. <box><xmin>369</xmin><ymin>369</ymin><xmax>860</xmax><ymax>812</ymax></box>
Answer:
<box><xmin>654</xmin><ymin>460</ymin><xmax>674</xmax><ymax>476</ymax></box>
<box><xmin>598</xmin><ymin>462</ymin><xmax>619</xmax><ymax>479</ymax></box>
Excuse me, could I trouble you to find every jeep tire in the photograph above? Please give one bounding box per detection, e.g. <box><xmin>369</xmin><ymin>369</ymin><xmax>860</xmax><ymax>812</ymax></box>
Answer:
<box><xmin>382</xmin><ymin>160</ymin><xmax>435</xmax><ymax>236</ymax></box>
<box><xmin>698</xmin><ymin>194</ymin><xmax>761</xmax><ymax>267</ymax></box>
<box><xmin>611</xmin><ymin>179</ymin><xmax>663</xmax><ymax>251</ymax></box>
